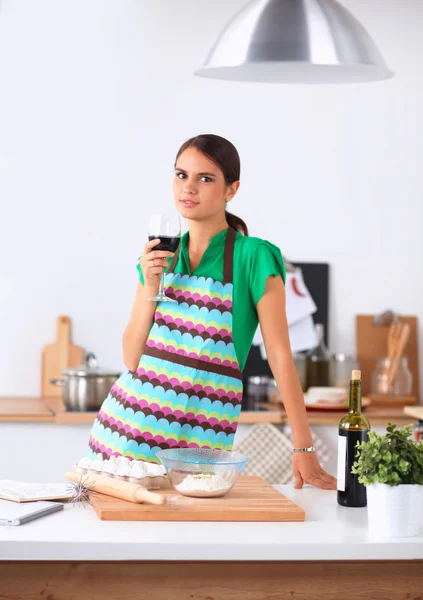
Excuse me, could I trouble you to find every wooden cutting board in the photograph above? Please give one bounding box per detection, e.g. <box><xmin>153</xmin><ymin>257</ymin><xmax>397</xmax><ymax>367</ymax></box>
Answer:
<box><xmin>41</xmin><ymin>316</ymin><xmax>84</xmax><ymax>397</ymax></box>
<box><xmin>90</xmin><ymin>476</ymin><xmax>305</xmax><ymax>522</ymax></box>
<box><xmin>356</xmin><ymin>315</ymin><xmax>419</xmax><ymax>399</ymax></box>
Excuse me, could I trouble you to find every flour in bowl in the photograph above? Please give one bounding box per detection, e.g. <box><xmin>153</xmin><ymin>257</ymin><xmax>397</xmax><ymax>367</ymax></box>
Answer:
<box><xmin>175</xmin><ymin>473</ymin><xmax>232</xmax><ymax>497</ymax></box>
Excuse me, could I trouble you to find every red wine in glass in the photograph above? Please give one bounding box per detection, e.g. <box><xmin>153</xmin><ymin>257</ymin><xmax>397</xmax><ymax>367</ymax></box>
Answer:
<box><xmin>148</xmin><ymin>236</ymin><xmax>180</xmax><ymax>254</ymax></box>
<box><xmin>148</xmin><ymin>214</ymin><xmax>181</xmax><ymax>303</ymax></box>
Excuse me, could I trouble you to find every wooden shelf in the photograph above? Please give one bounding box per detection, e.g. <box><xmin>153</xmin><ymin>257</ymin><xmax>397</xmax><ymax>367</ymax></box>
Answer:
<box><xmin>257</xmin><ymin>401</ymin><xmax>417</xmax><ymax>426</ymax></box>
<box><xmin>0</xmin><ymin>398</ymin><xmax>55</xmax><ymax>422</ymax></box>
<box><xmin>54</xmin><ymin>407</ymin><xmax>285</xmax><ymax>425</ymax></box>
<box><xmin>404</xmin><ymin>406</ymin><xmax>423</xmax><ymax>421</ymax></box>
<box><xmin>0</xmin><ymin>397</ymin><xmax>417</xmax><ymax>426</ymax></box>
<box><xmin>43</xmin><ymin>397</ymin><xmax>98</xmax><ymax>425</ymax></box>
<box><xmin>300</xmin><ymin>406</ymin><xmax>414</xmax><ymax>426</ymax></box>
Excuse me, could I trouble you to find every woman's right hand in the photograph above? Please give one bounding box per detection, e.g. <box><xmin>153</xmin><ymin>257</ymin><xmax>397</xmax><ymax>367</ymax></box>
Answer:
<box><xmin>139</xmin><ymin>239</ymin><xmax>175</xmax><ymax>290</ymax></box>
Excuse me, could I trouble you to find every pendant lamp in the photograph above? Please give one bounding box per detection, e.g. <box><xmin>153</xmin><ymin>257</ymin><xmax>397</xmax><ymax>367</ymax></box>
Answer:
<box><xmin>194</xmin><ymin>0</ymin><xmax>393</xmax><ymax>83</ymax></box>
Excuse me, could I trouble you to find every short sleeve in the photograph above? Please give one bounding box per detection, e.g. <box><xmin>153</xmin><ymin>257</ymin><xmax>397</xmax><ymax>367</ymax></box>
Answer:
<box><xmin>136</xmin><ymin>261</ymin><xmax>145</xmax><ymax>285</ymax></box>
<box><xmin>249</xmin><ymin>241</ymin><xmax>286</xmax><ymax>307</ymax></box>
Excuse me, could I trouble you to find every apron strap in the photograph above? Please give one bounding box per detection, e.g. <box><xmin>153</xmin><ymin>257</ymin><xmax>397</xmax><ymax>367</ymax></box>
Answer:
<box><xmin>168</xmin><ymin>226</ymin><xmax>236</xmax><ymax>283</ymax></box>
<box><xmin>167</xmin><ymin>243</ymin><xmax>181</xmax><ymax>274</ymax></box>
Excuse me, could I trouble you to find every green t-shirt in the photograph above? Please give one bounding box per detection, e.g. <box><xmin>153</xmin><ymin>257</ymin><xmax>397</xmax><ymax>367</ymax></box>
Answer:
<box><xmin>136</xmin><ymin>228</ymin><xmax>286</xmax><ymax>372</ymax></box>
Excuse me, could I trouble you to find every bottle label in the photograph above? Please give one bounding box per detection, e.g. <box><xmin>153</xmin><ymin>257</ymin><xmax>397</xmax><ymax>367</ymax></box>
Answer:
<box><xmin>337</xmin><ymin>435</ymin><xmax>347</xmax><ymax>492</ymax></box>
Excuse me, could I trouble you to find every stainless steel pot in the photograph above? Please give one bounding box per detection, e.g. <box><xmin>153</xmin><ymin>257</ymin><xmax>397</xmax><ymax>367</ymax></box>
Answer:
<box><xmin>50</xmin><ymin>353</ymin><xmax>121</xmax><ymax>412</ymax></box>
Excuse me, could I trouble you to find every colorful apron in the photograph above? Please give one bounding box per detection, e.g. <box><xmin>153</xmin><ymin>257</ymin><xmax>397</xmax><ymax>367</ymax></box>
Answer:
<box><xmin>87</xmin><ymin>227</ymin><xmax>243</xmax><ymax>463</ymax></box>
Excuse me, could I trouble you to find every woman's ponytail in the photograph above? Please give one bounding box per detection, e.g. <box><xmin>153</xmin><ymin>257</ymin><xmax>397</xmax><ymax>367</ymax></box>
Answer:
<box><xmin>225</xmin><ymin>210</ymin><xmax>249</xmax><ymax>236</ymax></box>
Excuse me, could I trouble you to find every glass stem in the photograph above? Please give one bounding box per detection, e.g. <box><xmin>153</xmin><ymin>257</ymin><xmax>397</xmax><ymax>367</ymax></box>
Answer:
<box><xmin>158</xmin><ymin>270</ymin><xmax>165</xmax><ymax>297</ymax></box>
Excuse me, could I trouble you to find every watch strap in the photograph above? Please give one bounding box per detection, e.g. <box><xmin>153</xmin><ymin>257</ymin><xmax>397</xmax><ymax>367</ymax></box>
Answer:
<box><xmin>293</xmin><ymin>445</ymin><xmax>316</xmax><ymax>453</ymax></box>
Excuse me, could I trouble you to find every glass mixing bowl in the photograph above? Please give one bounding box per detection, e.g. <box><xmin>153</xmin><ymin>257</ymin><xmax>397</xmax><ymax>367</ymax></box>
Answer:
<box><xmin>156</xmin><ymin>448</ymin><xmax>249</xmax><ymax>498</ymax></box>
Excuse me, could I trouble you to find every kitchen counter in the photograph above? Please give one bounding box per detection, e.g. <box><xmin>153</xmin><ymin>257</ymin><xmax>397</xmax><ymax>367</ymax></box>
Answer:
<box><xmin>1</xmin><ymin>485</ymin><xmax>422</xmax><ymax>599</ymax></box>
<box><xmin>1</xmin><ymin>485</ymin><xmax>422</xmax><ymax>562</ymax></box>
<box><xmin>0</xmin><ymin>396</ymin><xmax>416</xmax><ymax>426</ymax></box>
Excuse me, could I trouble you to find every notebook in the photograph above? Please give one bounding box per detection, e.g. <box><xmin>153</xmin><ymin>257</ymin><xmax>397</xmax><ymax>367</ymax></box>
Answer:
<box><xmin>0</xmin><ymin>480</ymin><xmax>74</xmax><ymax>503</ymax></box>
<box><xmin>0</xmin><ymin>500</ymin><xmax>64</xmax><ymax>526</ymax></box>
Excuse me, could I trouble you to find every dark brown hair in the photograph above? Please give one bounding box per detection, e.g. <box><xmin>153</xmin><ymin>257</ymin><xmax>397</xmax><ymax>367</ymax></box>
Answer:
<box><xmin>175</xmin><ymin>134</ymin><xmax>248</xmax><ymax>236</ymax></box>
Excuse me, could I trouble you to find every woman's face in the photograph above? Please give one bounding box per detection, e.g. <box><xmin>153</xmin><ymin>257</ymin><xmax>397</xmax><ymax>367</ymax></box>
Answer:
<box><xmin>173</xmin><ymin>147</ymin><xmax>239</xmax><ymax>223</ymax></box>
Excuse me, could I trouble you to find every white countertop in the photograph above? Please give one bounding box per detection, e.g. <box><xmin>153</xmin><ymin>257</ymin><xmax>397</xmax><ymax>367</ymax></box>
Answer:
<box><xmin>1</xmin><ymin>485</ymin><xmax>422</xmax><ymax>562</ymax></box>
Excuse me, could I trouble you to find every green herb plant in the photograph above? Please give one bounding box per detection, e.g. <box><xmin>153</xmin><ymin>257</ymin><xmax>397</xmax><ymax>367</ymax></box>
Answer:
<box><xmin>352</xmin><ymin>423</ymin><xmax>423</xmax><ymax>487</ymax></box>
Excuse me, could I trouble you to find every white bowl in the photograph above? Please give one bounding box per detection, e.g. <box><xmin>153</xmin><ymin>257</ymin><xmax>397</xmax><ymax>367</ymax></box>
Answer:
<box><xmin>306</xmin><ymin>387</ymin><xmax>347</xmax><ymax>403</ymax></box>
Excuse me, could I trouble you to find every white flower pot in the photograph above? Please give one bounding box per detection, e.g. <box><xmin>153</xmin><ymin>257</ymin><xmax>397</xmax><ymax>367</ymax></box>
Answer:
<box><xmin>367</xmin><ymin>483</ymin><xmax>423</xmax><ymax>538</ymax></box>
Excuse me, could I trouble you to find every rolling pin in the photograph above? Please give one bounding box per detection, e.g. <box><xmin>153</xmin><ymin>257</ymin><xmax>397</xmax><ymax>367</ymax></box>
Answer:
<box><xmin>65</xmin><ymin>471</ymin><xmax>165</xmax><ymax>505</ymax></box>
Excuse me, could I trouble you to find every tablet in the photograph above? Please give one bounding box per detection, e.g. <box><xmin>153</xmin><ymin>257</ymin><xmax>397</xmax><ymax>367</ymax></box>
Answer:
<box><xmin>0</xmin><ymin>500</ymin><xmax>64</xmax><ymax>526</ymax></box>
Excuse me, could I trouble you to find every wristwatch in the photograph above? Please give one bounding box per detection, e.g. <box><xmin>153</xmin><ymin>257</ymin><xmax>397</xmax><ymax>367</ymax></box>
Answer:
<box><xmin>293</xmin><ymin>445</ymin><xmax>316</xmax><ymax>453</ymax></box>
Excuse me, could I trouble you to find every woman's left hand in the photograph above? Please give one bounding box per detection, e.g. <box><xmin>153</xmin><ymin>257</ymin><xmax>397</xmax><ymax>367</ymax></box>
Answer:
<box><xmin>293</xmin><ymin>452</ymin><xmax>337</xmax><ymax>490</ymax></box>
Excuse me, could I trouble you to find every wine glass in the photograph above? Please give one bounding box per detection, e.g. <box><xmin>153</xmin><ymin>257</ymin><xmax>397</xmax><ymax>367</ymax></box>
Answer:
<box><xmin>147</xmin><ymin>214</ymin><xmax>181</xmax><ymax>303</ymax></box>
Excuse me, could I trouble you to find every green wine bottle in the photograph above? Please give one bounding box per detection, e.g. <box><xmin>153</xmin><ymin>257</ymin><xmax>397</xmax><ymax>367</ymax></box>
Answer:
<box><xmin>337</xmin><ymin>370</ymin><xmax>370</xmax><ymax>507</ymax></box>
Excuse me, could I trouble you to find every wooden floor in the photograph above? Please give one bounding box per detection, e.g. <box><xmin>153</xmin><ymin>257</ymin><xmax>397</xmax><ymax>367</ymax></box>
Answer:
<box><xmin>1</xmin><ymin>561</ymin><xmax>422</xmax><ymax>599</ymax></box>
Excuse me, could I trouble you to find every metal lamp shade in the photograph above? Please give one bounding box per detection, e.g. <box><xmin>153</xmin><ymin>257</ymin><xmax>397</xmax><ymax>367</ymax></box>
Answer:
<box><xmin>194</xmin><ymin>0</ymin><xmax>394</xmax><ymax>84</ymax></box>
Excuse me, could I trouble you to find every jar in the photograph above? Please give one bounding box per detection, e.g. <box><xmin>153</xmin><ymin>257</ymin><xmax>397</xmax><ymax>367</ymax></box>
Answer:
<box><xmin>265</xmin><ymin>353</ymin><xmax>307</xmax><ymax>406</ymax></box>
<box><xmin>306</xmin><ymin>324</ymin><xmax>331</xmax><ymax>389</ymax></box>
<box><xmin>267</xmin><ymin>379</ymin><xmax>279</xmax><ymax>404</ymax></box>
<box><xmin>293</xmin><ymin>353</ymin><xmax>307</xmax><ymax>391</ymax></box>
<box><xmin>330</xmin><ymin>354</ymin><xmax>358</xmax><ymax>388</ymax></box>
<box><xmin>371</xmin><ymin>356</ymin><xmax>413</xmax><ymax>396</ymax></box>
<box><xmin>246</xmin><ymin>376</ymin><xmax>272</xmax><ymax>410</ymax></box>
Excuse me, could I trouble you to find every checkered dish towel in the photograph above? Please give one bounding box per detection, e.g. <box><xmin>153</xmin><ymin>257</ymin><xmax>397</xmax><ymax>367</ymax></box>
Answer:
<box><xmin>234</xmin><ymin>423</ymin><xmax>331</xmax><ymax>486</ymax></box>
<box><xmin>234</xmin><ymin>423</ymin><xmax>293</xmax><ymax>485</ymax></box>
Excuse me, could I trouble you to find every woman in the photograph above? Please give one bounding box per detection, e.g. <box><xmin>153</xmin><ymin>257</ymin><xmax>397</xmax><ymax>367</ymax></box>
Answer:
<box><xmin>87</xmin><ymin>134</ymin><xmax>336</xmax><ymax>491</ymax></box>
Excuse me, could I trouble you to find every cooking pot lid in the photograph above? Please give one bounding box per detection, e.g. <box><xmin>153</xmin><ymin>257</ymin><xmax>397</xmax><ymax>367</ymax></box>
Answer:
<box><xmin>61</xmin><ymin>352</ymin><xmax>121</xmax><ymax>377</ymax></box>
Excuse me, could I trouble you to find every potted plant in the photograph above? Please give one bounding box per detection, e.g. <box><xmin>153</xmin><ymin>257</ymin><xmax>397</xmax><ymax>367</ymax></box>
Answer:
<box><xmin>352</xmin><ymin>423</ymin><xmax>423</xmax><ymax>537</ymax></box>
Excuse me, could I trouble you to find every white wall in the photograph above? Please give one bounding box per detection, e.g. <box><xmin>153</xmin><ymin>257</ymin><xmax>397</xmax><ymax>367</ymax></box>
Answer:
<box><xmin>0</xmin><ymin>0</ymin><xmax>422</xmax><ymax>397</ymax></box>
